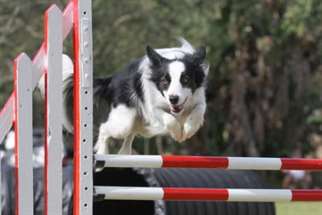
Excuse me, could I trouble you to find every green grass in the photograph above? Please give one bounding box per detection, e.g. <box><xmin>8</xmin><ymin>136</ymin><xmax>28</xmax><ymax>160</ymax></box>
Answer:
<box><xmin>276</xmin><ymin>202</ymin><xmax>322</xmax><ymax>215</ymax></box>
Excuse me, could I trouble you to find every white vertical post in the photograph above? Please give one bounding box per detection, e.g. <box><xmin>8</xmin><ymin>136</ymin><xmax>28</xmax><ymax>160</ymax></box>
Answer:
<box><xmin>44</xmin><ymin>5</ymin><xmax>63</xmax><ymax>215</ymax></box>
<box><xmin>14</xmin><ymin>53</ymin><xmax>34</xmax><ymax>215</ymax></box>
<box><xmin>73</xmin><ymin>0</ymin><xmax>93</xmax><ymax>214</ymax></box>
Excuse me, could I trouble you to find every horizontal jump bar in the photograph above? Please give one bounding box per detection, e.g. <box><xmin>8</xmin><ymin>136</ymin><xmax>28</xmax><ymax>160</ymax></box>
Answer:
<box><xmin>94</xmin><ymin>186</ymin><xmax>322</xmax><ymax>202</ymax></box>
<box><xmin>94</xmin><ymin>155</ymin><xmax>322</xmax><ymax>170</ymax></box>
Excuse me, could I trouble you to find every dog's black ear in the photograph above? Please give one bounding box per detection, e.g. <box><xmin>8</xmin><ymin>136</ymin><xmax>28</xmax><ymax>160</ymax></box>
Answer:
<box><xmin>146</xmin><ymin>46</ymin><xmax>167</xmax><ymax>67</ymax></box>
<box><xmin>193</xmin><ymin>46</ymin><xmax>207</xmax><ymax>64</ymax></box>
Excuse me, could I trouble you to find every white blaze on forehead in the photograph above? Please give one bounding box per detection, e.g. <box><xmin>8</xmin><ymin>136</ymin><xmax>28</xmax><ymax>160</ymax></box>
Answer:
<box><xmin>166</xmin><ymin>61</ymin><xmax>193</xmax><ymax>108</ymax></box>
<box><xmin>167</xmin><ymin>61</ymin><xmax>186</xmax><ymax>102</ymax></box>
<box><xmin>168</xmin><ymin>61</ymin><xmax>185</xmax><ymax>82</ymax></box>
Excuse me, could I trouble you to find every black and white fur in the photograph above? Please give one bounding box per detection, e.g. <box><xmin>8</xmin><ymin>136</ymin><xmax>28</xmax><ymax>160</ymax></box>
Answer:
<box><xmin>60</xmin><ymin>39</ymin><xmax>209</xmax><ymax>155</ymax></box>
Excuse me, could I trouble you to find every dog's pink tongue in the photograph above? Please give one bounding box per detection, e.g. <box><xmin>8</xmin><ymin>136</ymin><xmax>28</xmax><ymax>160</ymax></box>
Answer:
<box><xmin>172</xmin><ymin>106</ymin><xmax>182</xmax><ymax>113</ymax></box>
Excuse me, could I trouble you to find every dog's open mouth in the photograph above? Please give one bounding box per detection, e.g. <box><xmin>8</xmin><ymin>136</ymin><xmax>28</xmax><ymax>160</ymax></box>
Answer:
<box><xmin>170</xmin><ymin>98</ymin><xmax>187</xmax><ymax>114</ymax></box>
<box><xmin>171</xmin><ymin>105</ymin><xmax>183</xmax><ymax>114</ymax></box>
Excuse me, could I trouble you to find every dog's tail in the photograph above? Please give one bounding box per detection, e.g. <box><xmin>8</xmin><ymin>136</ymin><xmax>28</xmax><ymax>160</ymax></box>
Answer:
<box><xmin>37</xmin><ymin>54</ymin><xmax>113</xmax><ymax>152</ymax></box>
<box><xmin>37</xmin><ymin>54</ymin><xmax>73</xmax><ymax>97</ymax></box>
<box><xmin>37</xmin><ymin>54</ymin><xmax>74</xmax><ymax>134</ymax></box>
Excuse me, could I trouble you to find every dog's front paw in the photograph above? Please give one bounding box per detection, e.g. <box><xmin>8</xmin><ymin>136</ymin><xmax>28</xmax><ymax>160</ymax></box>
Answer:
<box><xmin>182</xmin><ymin>119</ymin><xmax>203</xmax><ymax>141</ymax></box>
<box><xmin>168</xmin><ymin>120</ymin><xmax>184</xmax><ymax>142</ymax></box>
<box><xmin>163</xmin><ymin>114</ymin><xmax>183</xmax><ymax>142</ymax></box>
<box><xmin>183</xmin><ymin>123</ymin><xmax>197</xmax><ymax>140</ymax></box>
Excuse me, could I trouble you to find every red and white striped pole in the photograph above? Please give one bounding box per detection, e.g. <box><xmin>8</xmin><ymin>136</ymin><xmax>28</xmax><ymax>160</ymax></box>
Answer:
<box><xmin>95</xmin><ymin>155</ymin><xmax>322</xmax><ymax>170</ymax></box>
<box><xmin>94</xmin><ymin>186</ymin><xmax>322</xmax><ymax>202</ymax></box>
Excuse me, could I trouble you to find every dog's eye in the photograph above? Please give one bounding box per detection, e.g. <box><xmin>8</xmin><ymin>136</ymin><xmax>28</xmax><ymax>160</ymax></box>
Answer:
<box><xmin>160</xmin><ymin>76</ymin><xmax>170</xmax><ymax>88</ymax></box>
<box><xmin>181</xmin><ymin>75</ymin><xmax>190</xmax><ymax>85</ymax></box>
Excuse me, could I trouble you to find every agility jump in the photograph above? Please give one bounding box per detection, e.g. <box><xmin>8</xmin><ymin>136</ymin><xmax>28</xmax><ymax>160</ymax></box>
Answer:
<box><xmin>0</xmin><ymin>0</ymin><xmax>321</xmax><ymax>215</ymax></box>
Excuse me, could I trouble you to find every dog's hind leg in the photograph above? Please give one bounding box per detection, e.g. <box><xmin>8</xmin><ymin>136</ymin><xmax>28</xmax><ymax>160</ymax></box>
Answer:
<box><xmin>94</xmin><ymin>131</ymin><xmax>112</xmax><ymax>172</ymax></box>
<box><xmin>95</xmin><ymin>134</ymin><xmax>110</xmax><ymax>155</ymax></box>
<box><xmin>96</xmin><ymin>104</ymin><xmax>137</xmax><ymax>154</ymax></box>
<box><xmin>95</xmin><ymin>122</ymin><xmax>113</xmax><ymax>155</ymax></box>
<box><xmin>118</xmin><ymin>134</ymin><xmax>135</xmax><ymax>154</ymax></box>
<box><xmin>94</xmin><ymin>138</ymin><xmax>111</xmax><ymax>172</ymax></box>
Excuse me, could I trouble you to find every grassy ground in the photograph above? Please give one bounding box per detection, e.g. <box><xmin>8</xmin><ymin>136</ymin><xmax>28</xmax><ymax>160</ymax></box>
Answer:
<box><xmin>276</xmin><ymin>202</ymin><xmax>322</xmax><ymax>215</ymax></box>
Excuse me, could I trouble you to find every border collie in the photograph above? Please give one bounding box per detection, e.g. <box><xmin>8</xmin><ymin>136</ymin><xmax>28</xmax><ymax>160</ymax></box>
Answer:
<box><xmin>57</xmin><ymin>39</ymin><xmax>209</xmax><ymax>155</ymax></box>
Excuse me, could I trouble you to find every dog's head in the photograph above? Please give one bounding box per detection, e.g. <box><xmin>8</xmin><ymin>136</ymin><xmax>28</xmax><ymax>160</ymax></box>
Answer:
<box><xmin>147</xmin><ymin>39</ymin><xmax>209</xmax><ymax>115</ymax></box>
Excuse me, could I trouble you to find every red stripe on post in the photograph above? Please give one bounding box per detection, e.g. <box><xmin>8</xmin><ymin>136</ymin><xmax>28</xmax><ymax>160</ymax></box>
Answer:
<box><xmin>281</xmin><ymin>158</ymin><xmax>322</xmax><ymax>170</ymax></box>
<box><xmin>163</xmin><ymin>188</ymin><xmax>229</xmax><ymax>201</ymax></box>
<box><xmin>73</xmin><ymin>0</ymin><xmax>81</xmax><ymax>214</ymax></box>
<box><xmin>162</xmin><ymin>156</ymin><xmax>229</xmax><ymax>168</ymax></box>
<box><xmin>292</xmin><ymin>190</ymin><xmax>322</xmax><ymax>201</ymax></box>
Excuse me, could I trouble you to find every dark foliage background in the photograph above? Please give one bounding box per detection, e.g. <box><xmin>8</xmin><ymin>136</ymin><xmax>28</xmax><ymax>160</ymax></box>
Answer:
<box><xmin>1</xmin><ymin>1</ymin><xmax>322</xmax><ymax>183</ymax></box>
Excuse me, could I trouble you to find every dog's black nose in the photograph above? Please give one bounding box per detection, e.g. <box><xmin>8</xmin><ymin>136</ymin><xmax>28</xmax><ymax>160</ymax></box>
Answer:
<box><xmin>169</xmin><ymin>95</ymin><xmax>179</xmax><ymax>105</ymax></box>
